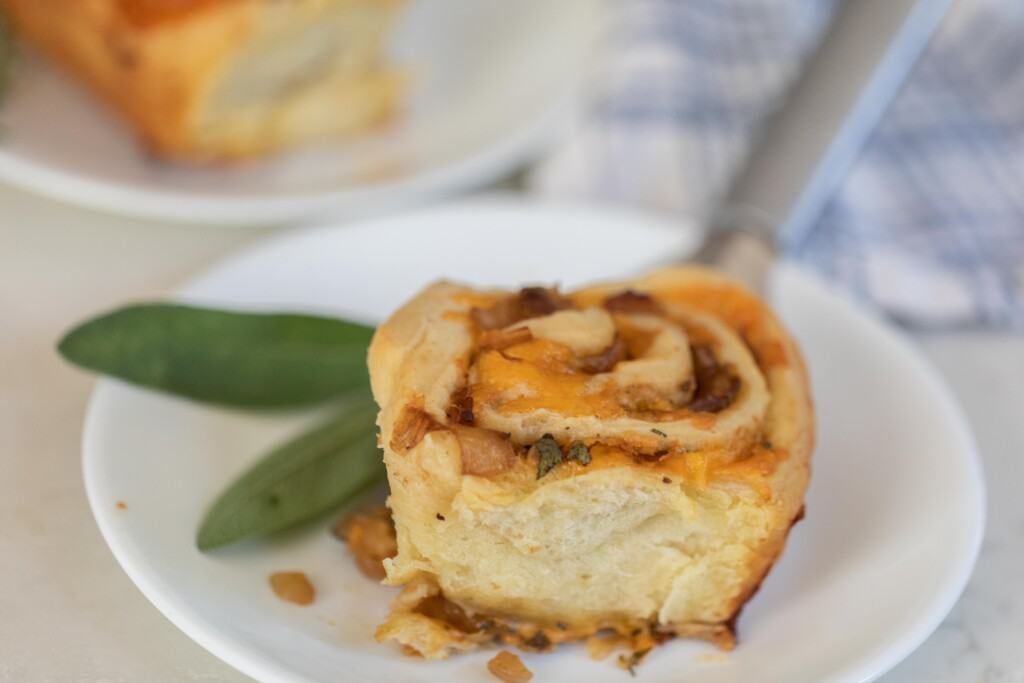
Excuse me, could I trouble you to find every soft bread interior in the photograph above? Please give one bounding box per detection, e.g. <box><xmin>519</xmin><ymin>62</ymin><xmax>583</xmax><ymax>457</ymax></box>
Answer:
<box><xmin>385</xmin><ymin>431</ymin><xmax>778</xmax><ymax>627</ymax></box>
<box><xmin>369</xmin><ymin>268</ymin><xmax>814</xmax><ymax>659</ymax></box>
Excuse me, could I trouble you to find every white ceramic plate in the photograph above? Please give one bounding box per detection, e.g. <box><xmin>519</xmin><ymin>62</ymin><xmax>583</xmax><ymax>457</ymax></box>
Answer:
<box><xmin>0</xmin><ymin>2</ymin><xmax>599</xmax><ymax>225</ymax></box>
<box><xmin>83</xmin><ymin>200</ymin><xmax>984</xmax><ymax>682</ymax></box>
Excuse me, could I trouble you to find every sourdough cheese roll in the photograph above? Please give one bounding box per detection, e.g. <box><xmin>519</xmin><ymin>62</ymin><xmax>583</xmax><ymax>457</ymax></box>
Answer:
<box><xmin>368</xmin><ymin>267</ymin><xmax>813</xmax><ymax>659</ymax></box>
<box><xmin>0</xmin><ymin>0</ymin><xmax>404</xmax><ymax>160</ymax></box>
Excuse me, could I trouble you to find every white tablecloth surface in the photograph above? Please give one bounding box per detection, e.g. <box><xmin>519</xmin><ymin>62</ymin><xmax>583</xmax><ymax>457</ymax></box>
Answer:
<box><xmin>2</xmin><ymin>184</ymin><xmax>1021</xmax><ymax>682</ymax></box>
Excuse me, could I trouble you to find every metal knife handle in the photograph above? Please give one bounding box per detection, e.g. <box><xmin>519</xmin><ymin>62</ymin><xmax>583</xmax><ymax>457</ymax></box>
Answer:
<box><xmin>709</xmin><ymin>0</ymin><xmax>953</xmax><ymax>245</ymax></box>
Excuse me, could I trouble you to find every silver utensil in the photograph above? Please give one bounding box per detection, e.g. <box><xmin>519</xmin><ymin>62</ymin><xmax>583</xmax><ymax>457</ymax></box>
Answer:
<box><xmin>696</xmin><ymin>0</ymin><xmax>953</xmax><ymax>294</ymax></box>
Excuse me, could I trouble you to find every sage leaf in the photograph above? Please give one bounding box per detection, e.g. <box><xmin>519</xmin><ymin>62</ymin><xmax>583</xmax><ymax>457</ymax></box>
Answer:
<box><xmin>534</xmin><ymin>434</ymin><xmax>563</xmax><ymax>479</ymax></box>
<box><xmin>567</xmin><ymin>441</ymin><xmax>591</xmax><ymax>465</ymax></box>
<box><xmin>58</xmin><ymin>303</ymin><xmax>375</xmax><ymax>408</ymax></box>
<box><xmin>197</xmin><ymin>394</ymin><xmax>383</xmax><ymax>551</ymax></box>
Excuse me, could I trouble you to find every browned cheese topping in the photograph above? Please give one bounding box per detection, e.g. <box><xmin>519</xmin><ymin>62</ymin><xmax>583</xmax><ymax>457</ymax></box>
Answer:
<box><xmin>437</xmin><ymin>287</ymin><xmax>750</xmax><ymax>479</ymax></box>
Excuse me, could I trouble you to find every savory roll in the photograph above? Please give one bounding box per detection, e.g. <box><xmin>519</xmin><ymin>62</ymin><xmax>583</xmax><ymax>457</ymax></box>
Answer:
<box><xmin>0</xmin><ymin>0</ymin><xmax>404</xmax><ymax>160</ymax></box>
<box><xmin>367</xmin><ymin>267</ymin><xmax>813</xmax><ymax>660</ymax></box>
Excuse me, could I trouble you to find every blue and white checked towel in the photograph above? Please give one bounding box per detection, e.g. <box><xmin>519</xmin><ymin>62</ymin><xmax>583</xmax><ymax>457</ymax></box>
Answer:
<box><xmin>532</xmin><ymin>0</ymin><xmax>1024</xmax><ymax>329</ymax></box>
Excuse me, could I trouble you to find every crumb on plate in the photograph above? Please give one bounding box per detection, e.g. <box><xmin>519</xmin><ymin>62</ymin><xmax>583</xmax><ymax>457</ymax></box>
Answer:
<box><xmin>487</xmin><ymin>651</ymin><xmax>533</xmax><ymax>683</ymax></box>
<box><xmin>269</xmin><ymin>571</ymin><xmax>315</xmax><ymax>606</ymax></box>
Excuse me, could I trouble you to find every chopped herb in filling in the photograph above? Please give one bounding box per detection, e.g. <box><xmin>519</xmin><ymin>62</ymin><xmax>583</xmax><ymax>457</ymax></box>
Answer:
<box><xmin>533</xmin><ymin>434</ymin><xmax>563</xmax><ymax>479</ymax></box>
<box><xmin>567</xmin><ymin>441</ymin><xmax>592</xmax><ymax>465</ymax></box>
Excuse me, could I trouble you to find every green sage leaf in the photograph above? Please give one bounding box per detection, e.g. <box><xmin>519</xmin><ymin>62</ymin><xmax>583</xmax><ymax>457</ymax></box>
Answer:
<box><xmin>197</xmin><ymin>394</ymin><xmax>383</xmax><ymax>551</ymax></box>
<box><xmin>58</xmin><ymin>303</ymin><xmax>375</xmax><ymax>408</ymax></box>
<box><xmin>567</xmin><ymin>441</ymin><xmax>591</xmax><ymax>465</ymax></box>
<box><xmin>534</xmin><ymin>434</ymin><xmax>563</xmax><ymax>479</ymax></box>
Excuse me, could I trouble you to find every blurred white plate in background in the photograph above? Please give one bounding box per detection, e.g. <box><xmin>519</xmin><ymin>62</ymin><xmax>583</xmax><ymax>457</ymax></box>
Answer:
<box><xmin>0</xmin><ymin>1</ymin><xmax>600</xmax><ymax>225</ymax></box>
<box><xmin>82</xmin><ymin>199</ymin><xmax>984</xmax><ymax>682</ymax></box>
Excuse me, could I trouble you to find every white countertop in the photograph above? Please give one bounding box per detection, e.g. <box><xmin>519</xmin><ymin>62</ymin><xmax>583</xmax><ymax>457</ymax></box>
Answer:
<box><xmin>2</xmin><ymin>183</ymin><xmax>1021</xmax><ymax>682</ymax></box>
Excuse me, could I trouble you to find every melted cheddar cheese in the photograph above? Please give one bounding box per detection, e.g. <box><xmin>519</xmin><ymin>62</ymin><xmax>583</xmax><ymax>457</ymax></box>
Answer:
<box><xmin>473</xmin><ymin>339</ymin><xmax>622</xmax><ymax>418</ymax></box>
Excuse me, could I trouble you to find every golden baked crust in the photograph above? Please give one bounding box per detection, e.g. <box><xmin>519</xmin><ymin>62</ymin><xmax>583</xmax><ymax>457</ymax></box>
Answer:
<box><xmin>0</xmin><ymin>0</ymin><xmax>404</xmax><ymax>160</ymax></box>
<box><xmin>367</xmin><ymin>267</ymin><xmax>814</xmax><ymax>660</ymax></box>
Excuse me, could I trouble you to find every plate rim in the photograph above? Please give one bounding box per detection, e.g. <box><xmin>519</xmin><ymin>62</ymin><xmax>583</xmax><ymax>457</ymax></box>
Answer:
<box><xmin>0</xmin><ymin>101</ymin><xmax>563</xmax><ymax>226</ymax></box>
<box><xmin>81</xmin><ymin>199</ymin><xmax>986</xmax><ymax>683</ymax></box>
<box><xmin>0</xmin><ymin>0</ymin><xmax>600</xmax><ymax>227</ymax></box>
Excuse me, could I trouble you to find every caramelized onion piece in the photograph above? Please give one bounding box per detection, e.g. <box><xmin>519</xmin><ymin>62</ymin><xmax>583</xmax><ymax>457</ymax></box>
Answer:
<box><xmin>414</xmin><ymin>593</ymin><xmax>479</xmax><ymax>633</ymax></box>
<box><xmin>488</xmin><ymin>651</ymin><xmax>534</xmax><ymax>682</ymax></box>
<box><xmin>446</xmin><ymin>387</ymin><xmax>475</xmax><ymax>425</ymax></box>
<box><xmin>336</xmin><ymin>506</ymin><xmax>397</xmax><ymax>580</ymax></box>
<box><xmin>453</xmin><ymin>425</ymin><xmax>517</xmax><ymax>475</ymax></box>
<box><xmin>390</xmin><ymin>406</ymin><xmax>438</xmax><ymax>452</ymax></box>
<box><xmin>679</xmin><ymin>378</ymin><xmax>696</xmax><ymax>404</ymax></box>
<box><xmin>471</xmin><ymin>287</ymin><xmax>571</xmax><ymax>330</ymax></box>
<box><xmin>479</xmin><ymin>326</ymin><xmax>533</xmax><ymax>351</ymax></box>
<box><xmin>517</xmin><ymin>286</ymin><xmax>570</xmax><ymax>318</ymax></box>
<box><xmin>578</xmin><ymin>336</ymin><xmax>629</xmax><ymax>374</ymax></box>
<box><xmin>603</xmin><ymin>290</ymin><xmax>663</xmax><ymax>315</ymax></box>
<box><xmin>471</xmin><ymin>299</ymin><xmax>518</xmax><ymax>330</ymax></box>
<box><xmin>689</xmin><ymin>345</ymin><xmax>741</xmax><ymax>413</ymax></box>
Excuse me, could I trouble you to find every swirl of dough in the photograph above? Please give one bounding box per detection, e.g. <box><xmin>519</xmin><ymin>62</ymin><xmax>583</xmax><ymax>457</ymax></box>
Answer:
<box><xmin>369</xmin><ymin>275</ymin><xmax>775</xmax><ymax>471</ymax></box>
<box><xmin>366</xmin><ymin>267</ymin><xmax>814</xmax><ymax>660</ymax></box>
<box><xmin>469</xmin><ymin>299</ymin><xmax>769</xmax><ymax>466</ymax></box>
